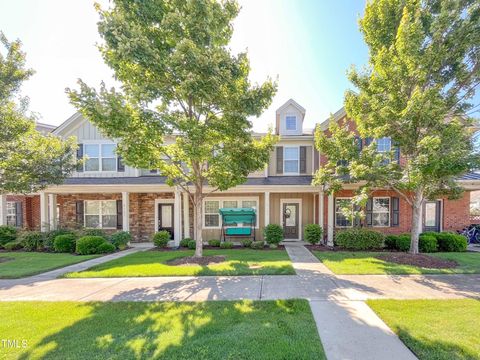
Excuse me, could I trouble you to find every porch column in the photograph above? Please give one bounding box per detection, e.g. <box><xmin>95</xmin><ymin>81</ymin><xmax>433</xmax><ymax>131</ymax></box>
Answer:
<box><xmin>313</xmin><ymin>194</ymin><xmax>317</xmax><ymax>224</ymax></box>
<box><xmin>0</xmin><ymin>194</ymin><xmax>7</xmax><ymax>226</ymax></box>
<box><xmin>122</xmin><ymin>192</ymin><xmax>130</xmax><ymax>232</ymax></box>
<box><xmin>40</xmin><ymin>192</ymin><xmax>49</xmax><ymax>232</ymax></box>
<box><xmin>264</xmin><ymin>191</ymin><xmax>270</xmax><ymax>227</ymax></box>
<box><xmin>48</xmin><ymin>194</ymin><xmax>57</xmax><ymax>230</ymax></box>
<box><xmin>174</xmin><ymin>189</ymin><xmax>182</xmax><ymax>246</ymax></box>
<box><xmin>319</xmin><ymin>191</ymin><xmax>324</xmax><ymax>230</ymax></box>
<box><xmin>327</xmin><ymin>193</ymin><xmax>334</xmax><ymax>247</ymax></box>
<box><xmin>183</xmin><ymin>192</ymin><xmax>190</xmax><ymax>238</ymax></box>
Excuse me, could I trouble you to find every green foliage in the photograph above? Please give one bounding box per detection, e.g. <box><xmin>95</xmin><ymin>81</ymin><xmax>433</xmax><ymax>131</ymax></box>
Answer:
<box><xmin>208</xmin><ymin>239</ymin><xmax>221</xmax><ymax>247</ymax></box>
<box><xmin>384</xmin><ymin>235</ymin><xmax>399</xmax><ymax>250</ymax></box>
<box><xmin>436</xmin><ymin>233</ymin><xmax>467</xmax><ymax>252</ymax></box>
<box><xmin>250</xmin><ymin>241</ymin><xmax>265</xmax><ymax>250</ymax></box>
<box><xmin>335</xmin><ymin>229</ymin><xmax>385</xmax><ymax>250</ymax></box>
<box><xmin>18</xmin><ymin>231</ymin><xmax>44</xmax><ymax>252</ymax></box>
<box><xmin>81</xmin><ymin>228</ymin><xmax>108</xmax><ymax>239</ymax></box>
<box><xmin>76</xmin><ymin>236</ymin><xmax>107</xmax><ymax>255</ymax></box>
<box><xmin>187</xmin><ymin>240</ymin><xmax>196</xmax><ymax>250</ymax></box>
<box><xmin>241</xmin><ymin>239</ymin><xmax>253</xmax><ymax>248</ymax></box>
<box><xmin>180</xmin><ymin>238</ymin><xmax>192</xmax><ymax>248</ymax></box>
<box><xmin>304</xmin><ymin>224</ymin><xmax>323</xmax><ymax>245</ymax></box>
<box><xmin>97</xmin><ymin>242</ymin><xmax>116</xmax><ymax>254</ymax></box>
<box><xmin>153</xmin><ymin>231</ymin><xmax>171</xmax><ymax>248</ymax></box>
<box><xmin>396</xmin><ymin>235</ymin><xmax>412</xmax><ymax>252</ymax></box>
<box><xmin>53</xmin><ymin>234</ymin><xmax>77</xmax><ymax>253</ymax></box>
<box><xmin>0</xmin><ymin>225</ymin><xmax>17</xmax><ymax>246</ymax></box>
<box><xmin>109</xmin><ymin>231</ymin><xmax>131</xmax><ymax>250</ymax></box>
<box><xmin>418</xmin><ymin>235</ymin><xmax>438</xmax><ymax>253</ymax></box>
<box><xmin>44</xmin><ymin>229</ymin><xmax>77</xmax><ymax>251</ymax></box>
<box><xmin>3</xmin><ymin>241</ymin><xmax>23</xmax><ymax>251</ymax></box>
<box><xmin>220</xmin><ymin>241</ymin><xmax>234</xmax><ymax>249</ymax></box>
<box><xmin>263</xmin><ymin>224</ymin><xmax>284</xmax><ymax>245</ymax></box>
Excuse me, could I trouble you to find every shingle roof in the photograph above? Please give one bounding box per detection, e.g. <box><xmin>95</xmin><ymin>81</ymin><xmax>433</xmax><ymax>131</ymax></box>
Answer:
<box><xmin>459</xmin><ymin>172</ymin><xmax>480</xmax><ymax>181</ymax></box>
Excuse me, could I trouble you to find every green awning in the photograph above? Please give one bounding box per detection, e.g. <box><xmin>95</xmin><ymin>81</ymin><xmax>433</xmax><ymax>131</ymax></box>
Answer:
<box><xmin>219</xmin><ymin>208</ymin><xmax>256</xmax><ymax>224</ymax></box>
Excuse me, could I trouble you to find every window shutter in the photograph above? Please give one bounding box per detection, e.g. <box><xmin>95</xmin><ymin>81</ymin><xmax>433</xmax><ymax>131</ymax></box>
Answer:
<box><xmin>365</xmin><ymin>137</ymin><xmax>373</xmax><ymax>146</ymax></box>
<box><xmin>76</xmin><ymin>201</ymin><xmax>84</xmax><ymax>226</ymax></box>
<box><xmin>391</xmin><ymin>197</ymin><xmax>400</xmax><ymax>227</ymax></box>
<box><xmin>299</xmin><ymin>146</ymin><xmax>307</xmax><ymax>173</ymax></box>
<box><xmin>365</xmin><ymin>198</ymin><xmax>373</xmax><ymax>227</ymax></box>
<box><xmin>353</xmin><ymin>204</ymin><xmax>361</xmax><ymax>227</ymax></box>
<box><xmin>117</xmin><ymin>156</ymin><xmax>125</xmax><ymax>172</ymax></box>
<box><xmin>116</xmin><ymin>200</ymin><xmax>123</xmax><ymax>230</ymax></box>
<box><xmin>355</xmin><ymin>136</ymin><xmax>363</xmax><ymax>153</ymax></box>
<box><xmin>393</xmin><ymin>143</ymin><xmax>400</xmax><ymax>164</ymax></box>
<box><xmin>76</xmin><ymin>144</ymin><xmax>84</xmax><ymax>172</ymax></box>
<box><xmin>276</xmin><ymin>146</ymin><xmax>283</xmax><ymax>174</ymax></box>
<box><xmin>15</xmin><ymin>202</ymin><xmax>23</xmax><ymax>228</ymax></box>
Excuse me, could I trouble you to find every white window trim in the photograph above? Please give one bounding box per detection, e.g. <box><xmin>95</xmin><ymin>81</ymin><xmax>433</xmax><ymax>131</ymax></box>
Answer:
<box><xmin>279</xmin><ymin>198</ymin><xmax>303</xmax><ymax>241</ymax></box>
<box><xmin>202</xmin><ymin>196</ymin><xmax>260</xmax><ymax>229</ymax></box>
<box><xmin>372</xmin><ymin>196</ymin><xmax>390</xmax><ymax>227</ymax></box>
<box><xmin>285</xmin><ymin>115</ymin><xmax>297</xmax><ymax>131</ymax></box>
<box><xmin>6</xmin><ymin>202</ymin><xmax>16</xmax><ymax>227</ymax></box>
<box><xmin>81</xmin><ymin>141</ymin><xmax>118</xmax><ymax>173</ymax></box>
<box><xmin>335</xmin><ymin>197</ymin><xmax>354</xmax><ymax>228</ymax></box>
<box><xmin>376</xmin><ymin>137</ymin><xmax>392</xmax><ymax>153</ymax></box>
<box><xmin>154</xmin><ymin>199</ymin><xmax>177</xmax><ymax>246</ymax></box>
<box><xmin>84</xmin><ymin>200</ymin><xmax>117</xmax><ymax>229</ymax></box>
<box><xmin>283</xmin><ymin>146</ymin><xmax>300</xmax><ymax>175</ymax></box>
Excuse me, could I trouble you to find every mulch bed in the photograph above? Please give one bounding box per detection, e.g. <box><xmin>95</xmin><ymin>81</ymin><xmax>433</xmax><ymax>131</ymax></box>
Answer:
<box><xmin>167</xmin><ymin>255</ymin><xmax>226</xmax><ymax>266</ymax></box>
<box><xmin>376</xmin><ymin>253</ymin><xmax>458</xmax><ymax>269</ymax></box>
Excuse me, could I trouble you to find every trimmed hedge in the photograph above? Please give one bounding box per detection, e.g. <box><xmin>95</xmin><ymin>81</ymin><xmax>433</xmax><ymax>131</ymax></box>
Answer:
<box><xmin>250</xmin><ymin>241</ymin><xmax>265</xmax><ymax>249</ymax></box>
<box><xmin>335</xmin><ymin>229</ymin><xmax>385</xmax><ymax>250</ymax></box>
<box><xmin>54</xmin><ymin>234</ymin><xmax>77</xmax><ymax>253</ymax></box>
<box><xmin>180</xmin><ymin>238</ymin><xmax>192</xmax><ymax>248</ymax></box>
<box><xmin>384</xmin><ymin>235</ymin><xmax>398</xmax><ymax>250</ymax></box>
<box><xmin>0</xmin><ymin>226</ymin><xmax>18</xmax><ymax>247</ymax></box>
<box><xmin>263</xmin><ymin>224</ymin><xmax>283</xmax><ymax>246</ymax></box>
<box><xmin>241</xmin><ymin>239</ymin><xmax>253</xmax><ymax>248</ymax></box>
<box><xmin>304</xmin><ymin>224</ymin><xmax>323</xmax><ymax>245</ymax></box>
<box><xmin>220</xmin><ymin>241</ymin><xmax>234</xmax><ymax>249</ymax></box>
<box><xmin>76</xmin><ymin>236</ymin><xmax>106</xmax><ymax>255</ymax></box>
<box><xmin>187</xmin><ymin>240</ymin><xmax>196</xmax><ymax>249</ymax></box>
<box><xmin>208</xmin><ymin>239</ymin><xmax>221</xmax><ymax>247</ymax></box>
<box><xmin>419</xmin><ymin>235</ymin><xmax>438</xmax><ymax>253</ymax></box>
<box><xmin>44</xmin><ymin>229</ymin><xmax>76</xmax><ymax>250</ymax></box>
<box><xmin>153</xmin><ymin>231</ymin><xmax>170</xmax><ymax>248</ymax></box>
<box><xmin>436</xmin><ymin>232</ymin><xmax>467</xmax><ymax>252</ymax></box>
<box><xmin>19</xmin><ymin>231</ymin><xmax>44</xmax><ymax>252</ymax></box>
<box><xmin>4</xmin><ymin>241</ymin><xmax>23</xmax><ymax>251</ymax></box>
<box><xmin>395</xmin><ymin>234</ymin><xmax>411</xmax><ymax>252</ymax></box>
<box><xmin>97</xmin><ymin>242</ymin><xmax>116</xmax><ymax>254</ymax></box>
<box><xmin>110</xmin><ymin>231</ymin><xmax>131</xmax><ymax>250</ymax></box>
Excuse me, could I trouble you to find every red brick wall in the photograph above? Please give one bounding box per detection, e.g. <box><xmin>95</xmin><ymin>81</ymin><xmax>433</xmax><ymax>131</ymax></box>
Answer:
<box><xmin>5</xmin><ymin>195</ymin><xmax>40</xmax><ymax>229</ymax></box>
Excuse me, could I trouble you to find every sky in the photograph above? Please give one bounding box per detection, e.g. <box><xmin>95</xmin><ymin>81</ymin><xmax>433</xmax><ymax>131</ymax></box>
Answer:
<box><xmin>0</xmin><ymin>0</ymin><xmax>369</xmax><ymax>131</ymax></box>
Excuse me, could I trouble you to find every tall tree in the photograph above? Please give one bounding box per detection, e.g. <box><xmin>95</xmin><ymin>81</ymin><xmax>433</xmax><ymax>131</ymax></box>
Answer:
<box><xmin>67</xmin><ymin>0</ymin><xmax>277</xmax><ymax>257</ymax></box>
<box><xmin>0</xmin><ymin>33</ymin><xmax>77</xmax><ymax>194</ymax></box>
<box><xmin>314</xmin><ymin>0</ymin><xmax>480</xmax><ymax>253</ymax></box>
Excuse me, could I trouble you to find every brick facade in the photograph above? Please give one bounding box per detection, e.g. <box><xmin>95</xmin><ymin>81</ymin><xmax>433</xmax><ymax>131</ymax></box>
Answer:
<box><xmin>5</xmin><ymin>194</ymin><xmax>40</xmax><ymax>229</ymax></box>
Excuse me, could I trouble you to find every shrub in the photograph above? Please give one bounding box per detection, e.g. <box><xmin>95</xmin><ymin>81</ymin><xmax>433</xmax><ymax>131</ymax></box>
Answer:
<box><xmin>395</xmin><ymin>234</ymin><xmax>411</xmax><ymax>252</ymax></box>
<box><xmin>335</xmin><ymin>229</ymin><xmax>385</xmax><ymax>250</ymax></box>
<box><xmin>436</xmin><ymin>232</ymin><xmax>467</xmax><ymax>252</ymax></box>
<box><xmin>76</xmin><ymin>236</ymin><xmax>106</xmax><ymax>255</ymax></box>
<box><xmin>241</xmin><ymin>239</ymin><xmax>253</xmax><ymax>248</ymax></box>
<box><xmin>208</xmin><ymin>239</ymin><xmax>221</xmax><ymax>247</ymax></box>
<box><xmin>153</xmin><ymin>231</ymin><xmax>170</xmax><ymax>248</ymax></box>
<box><xmin>220</xmin><ymin>241</ymin><xmax>234</xmax><ymax>249</ymax></box>
<box><xmin>3</xmin><ymin>241</ymin><xmax>23</xmax><ymax>251</ymax></box>
<box><xmin>419</xmin><ymin>235</ymin><xmax>438</xmax><ymax>253</ymax></box>
<box><xmin>97</xmin><ymin>242</ymin><xmax>116</xmax><ymax>254</ymax></box>
<box><xmin>81</xmin><ymin>228</ymin><xmax>108</xmax><ymax>239</ymax></box>
<box><xmin>44</xmin><ymin>229</ymin><xmax>76</xmax><ymax>250</ymax></box>
<box><xmin>53</xmin><ymin>234</ymin><xmax>77</xmax><ymax>253</ymax></box>
<box><xmin>0</xmin><ymin>226</ymin><xmax>17</xmax><ymax>246</ymax></box>
<box><xmin>251</xmin><ymin>241</ymin><xmax>264</xmax><ymax>249</ymax></box>
<box><xmin>110</xmin><ymin>231</ymin><xmax>131</xmax><ymax>250</ymax></box>
<box><xmin>304</xmin><ymin>224</ymin><xmax>323</xmax><ymax>245</ymax></box>
<box><xmin>19</xmin><ymin>231</ymin><xmax>44</xmax><ymax>251</ymax></box>
<box><xmin>187</xmin><ymin>240</ymin><xmax>196</xmax><ymax>249</ymax></box>
<box><xmin>263</xmin><ymin>224</ymin><xmax>283</xmax><ymax>246</ymax></box>
<box><xmin>180</xmin><ymin>238</ymin><xmax>192</xmax><ymax>247</ymax></box>
<box><xmin>384</xmin><ymin>235</ymin><xmax>398</xmax><ymax>250</ymax></box>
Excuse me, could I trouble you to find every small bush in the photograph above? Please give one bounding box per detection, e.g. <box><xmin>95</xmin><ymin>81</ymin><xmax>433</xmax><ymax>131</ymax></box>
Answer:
<box><xmin>3</xmin><ymin>241</ymin><xmax>23</xmax><ymax>251</ymax></box>
<box><xmin>0</xmin><ymin>226</ymin><xmax>17</xmax><ymax>246</ymax></box>
<box><xmin>251</xmin><ymin>241</ymin><xmax>264</xmax><ymax>249</ymax></box>
<box><xmin>76</xmin><ymin>236</ymin><xmax>106</xmax><ymax>255</ymax></box>
<box><xmin>81</xmin><ymin>228</ymin><xmax>108</xmax><ymax>239</ymax></box>
<box><xmin>19</xmin><ymin>231</ymin><xmax>44</xmax><ymax>251</ymax></box>
<box><xmin>220</xmin><ymin>241</ymin><xmax>234</xmax><ymax>249</ymax></box>
<box><xmin>419</xmin><ymin>235</ymin><xmax>438</xmax><ymax>253</ymax></box>
<box><xmin>153</xmin><ymin>231</ymin><xmax>170</xmax><ymax>248</ymax></box>
<box><xmin>208</xmin><ymin>239</ymin><xmax>221</xmax><ymax>247</ymax></box>
<box><xmin>436</xmin><ymin>232</ymin><xmax>467</xmax><ymax>252</ymax></box>
<box><xmin>180</xmin><ymin>238</ymin><xmax>192</xmax><ymax>248</ymax></box>
<box><xmin>110</xmin><ymin>231</ymin><xmax>131</xmax><ymax>250</ymax></box>
<box><xmin>263</xmin><ymin>224</ymin><xmax>283</xmax><ymax>246</ymax></box>
<box><xmin>384</xmin><ymin>235</ymin><xmax>398</xmax><ymax>250</ymax></box>
<box><xmin>395</xmin><ymin>234</ymin><xmax>411</xmax><ymax>252</ymax></box>
<box><xmin>97</xmin><ymin>242</ymin><xmax>116</xmax><ymax>254</ymax></box>
<box><xmin>335</xmin><ymin>229</ymin><xmax>385</xmax><ymax>250</ymax></box>
<box><xmin>187</xmin><ymin>240</ymin><xmax>196</xmax><ymax>249</ymax></box>
<box><xmin>241</xmin><ymin>239</ymin><xmax>253</xmax><ymax>248</ymax></box>
<box><xmin>54</xmin><ymin>234</ymin><xmax>77</xmax><ymax>253</ymax></box>
<box><xmin>304</xmin><ymin>224</ymin><xmax>323</xmax><ymax>245</ymax></box>
<box><xmin>44</xmin><ymin>229</ymin><xmax>76</xmax><ymax>250</ymax></box>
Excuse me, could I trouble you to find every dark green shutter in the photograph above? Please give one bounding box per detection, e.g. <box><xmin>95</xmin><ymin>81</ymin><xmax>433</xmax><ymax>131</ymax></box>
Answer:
<box><xmin>276</xmin><ymin>146</ymin><xmax>283</xmax><ymax>174</ymax></box>
<box><xmin>15</xmin><ymin>202</ymin><xmax>23</xmax><ymax>228</ymax></box>
<box><xmin>299</xmin><ymin>146</ymin><xmax>306</xmax><ymax>173</ymax></box>
<box><xmin>365</xmin><ymin>137</ymin><xmax>373</xmax><ymax>146</ymax></box>
<box><xmin>117</xmin><ymin>156</ymin><xmax>125</xmax><ymax>172</ymax></box>
<box><xmin>393</xmin><ymin>143</ymin><xmax>400</xmax><ymax>164</ymax></box>
<box><xmin>76</xmin><ymin>144</ymin><xmax>84</xmax><ymax>172</ymax></box>
<box><xmin>365</xmin><ymin>198</ymin><xmax>373</xmax><ymax>227</ymax></box>
<box><xmin>355</xmin><ymin>136</ymin><xmax>363</xmax><ymax>153</ymax></box>
<box><xmin>391</xmin><ymin>197</ymin><xmax>400</xmax><ymax>227</ymax></box>
<box><xmin>76</xmin><ymin>201</ymin><xmax>84</xmax><ymax>226</ymax></box>
<box><xmin>116</xmin><ymin>200</ymin><xmax>123</xmax><ymax>230</ymax></box>
<box><xmin>353</xmin><ymin>204</ymin><xmax>361</xmax><ymax>227</ymax></box>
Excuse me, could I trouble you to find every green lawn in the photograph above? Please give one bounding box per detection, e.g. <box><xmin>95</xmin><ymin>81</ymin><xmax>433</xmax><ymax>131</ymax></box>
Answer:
<box><xmin>313</xmin><ymin>251</ymin><xmax>480</xmax><ymax>275</ymax></box>
<box><xmin>0</xmin><ymin>300</ymin><xmax>325</xmax><ymax>360</ymax></box>
<box><xmin>64</xmin><ymin>249</ymin><xmax>294</xmax><ymax>278</ymax></box>
<box><xmin>0</xmin><ymin>252</ymin><xmax>98</xmax><ymax>279</ymax></box>
<box><xmin>368</xmin><ymin>299</ymin><xmax>480</xmax><ymax>360</ymax></box>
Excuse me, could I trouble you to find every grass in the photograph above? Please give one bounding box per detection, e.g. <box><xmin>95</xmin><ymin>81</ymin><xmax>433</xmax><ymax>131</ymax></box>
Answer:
<box><xmin>0</xmin><ymin>252</ymin><xmax>98</xmax><ymax>279</ymax></box>
<box><xmin>0</xmin><ymin>300</ymin><xmax>325</xmax><ymax>360</ymax></box>
<box><xmin>313</xmin><ymin>251</ymin><xmax>480</xmax><ymax>275</ymax></box>
<box><xmin>64</xmin><ymin>249</ymin><xmax>294</xmax><ymax>278</ymax></box>
<box><xmin>368</xmin><ymin>299</ymin><xmax>480</xmax><ymax>360</ymax></box>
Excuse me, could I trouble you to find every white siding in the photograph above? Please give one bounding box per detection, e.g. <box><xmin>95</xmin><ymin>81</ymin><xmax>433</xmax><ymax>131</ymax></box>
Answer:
<box><xmin>278</xmin><ymin>104</ymin><xmax>303</xmax><ymax>136</ymax></box>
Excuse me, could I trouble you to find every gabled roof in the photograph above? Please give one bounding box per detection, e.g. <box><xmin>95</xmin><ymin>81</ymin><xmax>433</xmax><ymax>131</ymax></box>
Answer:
<box><xmin>52</xmin><ymin>112</ymin><xmax>84</xmax><ymax>136</ymax></box>
<box><xmin>318</xmin><ymin>106</ymin><xmax>346</xmax><ymax>131</ymax></box>
<box><xmin>275</xmin><ymin>98</ymin><xmax>306</xmax><ymax>116</ymax></box>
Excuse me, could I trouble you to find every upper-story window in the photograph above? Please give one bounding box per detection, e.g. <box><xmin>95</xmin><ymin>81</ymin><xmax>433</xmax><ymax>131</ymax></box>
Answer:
<box><xmin>284</xmin><ymin>146</ymin><xmax>299</xmax><ymax>174</ymax></box>
<box><xmin>285</xmin><ymin>115</ymin><xmax>297</xmax><ymax>131</ymax></box>
<box><xmin>83</xmin><ymin>143</ymin><xmax>117</xmax><ymax>172</ymax></box>
<box><xmin>376</xmin><ymin>137</ymin><xmax>391</xmax><ymax>153</ymax></box>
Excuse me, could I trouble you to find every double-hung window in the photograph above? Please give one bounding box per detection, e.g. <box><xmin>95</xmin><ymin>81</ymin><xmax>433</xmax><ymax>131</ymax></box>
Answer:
<box><xmin>284</xmin><ymin>147</ymin><xmax>299</xmax><ymax>174</ymax></box>
<box><xmin>203</xmin><ymin>198</ymin><xmax>258</xmax><ymax>229</ymax></box>
<box><xmin>204</xmin><ymin>200</ymin><xmax>220</xmax><ymax>228</ymax></box>
<box><xmin>6</xmin><ymin>202</ymin><xmax>16</xmax><ymax>227</ymax></box>
<box><xmin>372</xmin><ymin>197</ymin><xmax>390</xmax><ymax>227</ymax></box>
<box><xmin>83</xmin><ymin>144</ymin><xmax>117</xmax><ymax>172</ymax></box>
<box><xmin>335</xmin><ymin>198</ymin><xmax>353</xmax><ymax>227</ymax></box>
<box><xmin>285</xmin><ymin>115</ymin><xmax>297</xmax><ymax>131</ymax></box>
<box><xmin>84</xmin><ymin>200</ymin><xmax>117</xmax><ymax>229</ymax></box>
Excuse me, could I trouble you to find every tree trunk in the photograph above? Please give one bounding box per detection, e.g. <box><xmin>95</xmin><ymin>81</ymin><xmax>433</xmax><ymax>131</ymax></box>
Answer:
<box><xmin>410</xmin><ymin>188</ymin><xmax>424</xmax><ymax>255</ymax></box>
<box><xmin>193</xmin><ymin>190</ymin><xmax>203</xmax><ymax>257</ymax></box>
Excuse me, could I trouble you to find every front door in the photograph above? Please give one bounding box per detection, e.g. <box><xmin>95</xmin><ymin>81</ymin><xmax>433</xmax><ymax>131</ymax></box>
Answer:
<box><xmin>283</xmin><ymin>202</ymin><xmax>299</xmax><ymax>240</ymax></box>
<box><xmin>158</xmin><ymin>203</ymin><xmax>174</xmax><ymax>239</ymax></box>
<box><xmin>423</xmin><ymin>200</ymin><xmax>441</xmax><ymax>232</ymax></box>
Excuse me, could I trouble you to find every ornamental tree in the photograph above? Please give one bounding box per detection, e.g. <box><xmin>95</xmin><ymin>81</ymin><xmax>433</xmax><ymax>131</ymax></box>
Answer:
<box><xmin>314</xmin><ymin>0</ymin><xmax>480</xmax><ymax>254</ymax></box>
<box><xmin>0</xmin><ymin>33</ymin><xmax>77</xmax><ymax>194</ymax></box>
<box><xmin>67</xmin><ymin>0</ymin><xmax>277</xmax><ymax>257</ymax></box>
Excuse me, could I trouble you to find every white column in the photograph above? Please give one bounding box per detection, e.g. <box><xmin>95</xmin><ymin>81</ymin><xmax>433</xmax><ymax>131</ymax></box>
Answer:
<box><xmin>48</xmin><ymin>194</ymin><xmax>57</xmax><ymax>230</ymax></box>
<box><xmin>174</xmin><ymin>190</ymin><xmax>182</xmax><ymax>246</ymax></box>
<box><xmin>183</xmin><ymin>192</ymin><xmax>190</xmax><ymax>238</ymax></box>
<box><xmin>327</xmin><ymin>193</ymin><xmax>334</xmax><ymax>247</ymax></box>
<box><xmin>122</xmin><ymin>192</ymin><xmax>130</xmax><ymax>232</ymax></box>
<box><xmin>313</xmin><ymin>194</ymin><xmax>317</xmax><ymax>224</ymax></box>
<box><xmin>40</xmin><ymin>192</ymin><xmax>49</xmax><ymax>232</ymax></box>
<box><xmin>0</xmin><ymin>194</ymin><xmax>7</xmax><ymax>226</ymax></box>
<box><xmin>319</xmin><ymin>191</ymin><xmax>324</xmax><ymax>230</ymax></box>
<box><xmin>264</xmin><ymin>191</ymin><xmax>270</xmax><ymax>227</ymax></box>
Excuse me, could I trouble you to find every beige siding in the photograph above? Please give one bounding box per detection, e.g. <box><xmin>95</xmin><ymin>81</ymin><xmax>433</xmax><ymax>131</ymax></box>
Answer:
<box><xmin>270</xmin><ymin>192</ymin><xmax>315</xmax><ymax>239</ymax></box>
<box><xmin>268</xmin><ymin>143</ymin><xmax>314</xmax><ymax>176</ymax></box>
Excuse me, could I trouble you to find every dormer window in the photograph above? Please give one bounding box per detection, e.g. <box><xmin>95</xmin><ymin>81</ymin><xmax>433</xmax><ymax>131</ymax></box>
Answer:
<box><xmin>285</xmin><ymin>115</ymin><xmax>297</xmax><ymax>131</ymax></box>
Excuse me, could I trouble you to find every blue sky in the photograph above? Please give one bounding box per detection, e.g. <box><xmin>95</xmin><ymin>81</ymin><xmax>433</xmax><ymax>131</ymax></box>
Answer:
<box><xmin>1</xmin><ymin>0</ymin><xmax>369</xmax><ymax>131</ymax></box>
